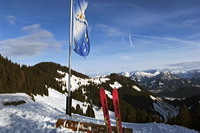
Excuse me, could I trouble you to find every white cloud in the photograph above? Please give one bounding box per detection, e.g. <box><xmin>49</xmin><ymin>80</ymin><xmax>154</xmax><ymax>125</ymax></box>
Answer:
<box><xmin>187</xmin><ymin>33</ymin><xmax>200</xmax><ymax>40</ymax></box>
<box><xmin>169</xmin><ymin>61</ymin><xmax>200</xmax><ymax>69</ymax></box>
<box><xmin>95</xmin><ymin>24</ymin><xmax>123</xmax><ymax>37</ymax></box>
<box><xmin>181</xmin><ymin>19</ymin><xmax>200</xmax><ymax>28</ymax></box>
<box><xmin>6</xmin><ymin>15</ymin><xmax>17</xmax><ymax>25</ymax></box>
<box><xmin>0</xmin><ymin>24</ymin><xmax>61</xmax><ymax>57</ymax></box>
<box><xmin>6</xmin><ymin>15</ymin><xmax>16</xmax><ymax>19</ymax></box>
<box><xmin>22</xmin><ymin>24</ymin><xmax>41</xmax><ymax>33</ymax></box>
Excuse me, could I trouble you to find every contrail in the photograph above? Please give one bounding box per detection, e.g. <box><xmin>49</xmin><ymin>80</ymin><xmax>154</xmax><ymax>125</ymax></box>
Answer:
<box><xmin>130</xmin><ymin>34</ymin><xmax>199</xmax><ymax>46</ymax></box>
<box><xmin>128</xmin><ymin>31</ymin><xmax>139</xmax><ymax>55</ymax></box>
<box><xmin>128</xmin><ymin>31</ymin><xmax>134</xmax><ymax>48</ymax></box>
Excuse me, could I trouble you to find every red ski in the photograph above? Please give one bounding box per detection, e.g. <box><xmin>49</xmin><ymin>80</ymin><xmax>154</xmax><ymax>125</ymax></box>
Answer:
<box><xmin>100</xmin><ymin>87</ymin><xmax>112</xmax><ymax>133</ymax></box>
<box><xmin>112</xmin><ymin>88</ymin><xmax>123</xmax><ymax>133</ymax></box>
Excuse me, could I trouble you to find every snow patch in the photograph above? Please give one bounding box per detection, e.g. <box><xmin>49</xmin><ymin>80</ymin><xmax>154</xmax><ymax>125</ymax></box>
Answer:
<box><xmin>110</xmin><ymin>81</ymin><xmax>122</xmax><ymax>89</ymax></box>
<box><xmin>56</xmin><ymin>71</ymin><xmax>110</xmax><ymax>92</ymax></box>
<box><xmin>153</xmin><ymin>100</ymin><xmax>178</xmax><ymax>120</ymax></box>
<box><xmin>105</xmin><ymin>90</ymin><xmax>113</xmax><ymax>99</ymax></box>
<box><xmin>150</xmin><ymin>95</ymin><xmax>157</xmax><ymax>100</ymax></box>
<box><xmin>92</xmin><ymin>77</ymin><xmax>110</xmax><ymax>85</ymax></box>
<box><xmin>159</xmin><ymin>82</ymin><xmax>164</xmax><ymax>85</ymax></box>
<box><xmin>132</xmin><ymin>85</ymin><xmax>141</xmax><ymax>92</ymax></box>
<box><xmin>57</xmin><ymin>70</ymin><xmax>65</xmax><ymax>75</ymax></box>
<box><xmin>100</xmin><ymin>77</ymin><xmax>110</xmax><ymax>83</ymax></box>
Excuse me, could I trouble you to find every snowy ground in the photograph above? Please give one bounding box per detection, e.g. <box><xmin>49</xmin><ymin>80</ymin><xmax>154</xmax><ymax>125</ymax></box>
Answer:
<box><xmin>0</xmin><ymin>88</ymin><xmax>198</xmax><ymax>133</ymax></box>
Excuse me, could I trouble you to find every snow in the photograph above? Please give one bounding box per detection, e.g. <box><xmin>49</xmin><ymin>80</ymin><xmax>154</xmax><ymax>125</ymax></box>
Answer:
<box><xmin>132</xmin><ymin>85</ymin><xmax>141</xmax><ymax>92</ymax></box>
<box><xmin>56</xmin><ymin>71</ymin><xmax>111</xmax><ymax>92</ymax></box>
<box><xmin>0</xmin><ymin>88</ymin><xmax>197</xmax><ymax>133</ymax></box>
<box><xmin>120</xmin><ymin>72</ymin><xmax>131</xmax><ymax>77</ymax></box>
<box><xmin>56</xmin><ymin>73</ymin><xmax>90</xmax><ymax>92</ymax></box>
<box><xmin>100</xmin><ymin>77</ymin><xmax>110</xmax><ymax>83</ymax></box>
<box><xmin>149</xmin><ymin>95</ymin><xmax>179</xmax><ymax>120</ymax></box>
<box><xmin>150</xmin><ymin>95</ymin><xmax>157</xmax><ymax>100</ymax></box>
<box><xmin>153</xmin><ymin>100</ymin><xmax>179</xmax><ymax>120</ymax></box>
<box><xmin>174</xmin><ymin>69</ymin><xmax>200</xmax><ymax>79</ymax></box>
<box><xmin>105</xmin><ymin>90</ymin><xmax>113</xmax><ymax>99</ymax></box>
<box><xmin>159</xmin><ymin>82</ymin><xmax>164</xmax><ymax>86</ymax></box>
<box><xmin>135</xmin><ymin>71</ymin><xmax>160</xmax><ymax>78</ymax></box>
<box><xmin>109</xmin><ymin>81</ymin><xmax>122</xmax><ymax>89</ymax></box>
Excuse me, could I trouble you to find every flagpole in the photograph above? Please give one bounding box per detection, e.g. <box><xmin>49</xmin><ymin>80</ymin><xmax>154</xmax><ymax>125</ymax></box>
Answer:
<box><xmin>67</xmin><ymin>0</ymin><xmax>73</xmax><ymax>116</ymax></box>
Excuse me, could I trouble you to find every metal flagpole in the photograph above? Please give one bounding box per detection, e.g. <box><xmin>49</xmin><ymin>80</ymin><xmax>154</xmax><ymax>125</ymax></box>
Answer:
<box><xmin>67</xmin><ymin>0</ymin><xmax>73</xmax><ymax>116</ymax></box>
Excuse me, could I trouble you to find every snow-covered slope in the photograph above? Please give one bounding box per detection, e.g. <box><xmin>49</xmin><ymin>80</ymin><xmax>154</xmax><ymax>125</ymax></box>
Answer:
<box><xmin>56</xmin><ymin>71</ymin><xmax>179</xmax><ymax>119</ymax></box>
<box><xmin>150</xmin><ymin>95</ymin><xmax>178</xmax><ymax>120</ymax></box>
<box><xmin>0</xmin><ymin>88</ymin><xmax>198</xmax><ymax>133</ymax></box>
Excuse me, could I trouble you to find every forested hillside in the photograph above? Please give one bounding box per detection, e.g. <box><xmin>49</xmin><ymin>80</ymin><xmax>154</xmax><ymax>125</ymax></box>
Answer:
<box><xmin>0</xmin><ymin>54</ymin><xmax>88</xmax><ymax>96</ymax></box>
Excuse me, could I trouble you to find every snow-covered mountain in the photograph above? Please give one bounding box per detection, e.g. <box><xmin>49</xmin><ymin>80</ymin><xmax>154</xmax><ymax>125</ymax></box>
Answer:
<box><xmin>174</xmin><ymin>69</ymin><xmax>200</xmax><ymax>80</ymax></box>
<box><xmin>119</xmin><ymin>69</ymin><xmax>200</xmax><ymax>91</ymax></box>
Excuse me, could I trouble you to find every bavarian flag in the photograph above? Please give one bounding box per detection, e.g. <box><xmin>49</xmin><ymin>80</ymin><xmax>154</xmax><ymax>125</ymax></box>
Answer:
<box><xmin>73</xmin><ymin>0</ymin><xmax>90</xmax><ymax>57</ymax></box>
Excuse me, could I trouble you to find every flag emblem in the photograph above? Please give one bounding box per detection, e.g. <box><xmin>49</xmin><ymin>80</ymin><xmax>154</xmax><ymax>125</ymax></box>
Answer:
<box><xmin>73</xmin><ymin>0</ymin><xmax>90</xmax><ymax>57</ymax></box>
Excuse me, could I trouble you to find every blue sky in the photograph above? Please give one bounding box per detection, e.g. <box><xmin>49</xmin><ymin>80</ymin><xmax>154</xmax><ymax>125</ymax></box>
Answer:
<box><xmin>0</xmin><ymin>0</ymin><xmax>200</xmax><ymax>76</ymax></box>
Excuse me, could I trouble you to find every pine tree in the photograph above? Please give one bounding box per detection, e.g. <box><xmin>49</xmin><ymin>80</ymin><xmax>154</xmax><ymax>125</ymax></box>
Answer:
<box><xmin>126</xmin><ymin>106</ymin><xmax>137</xmax><ymax>123</ymax></box>
<box><xmin>193</xmin><ymin>103</ymin><xmax>200</xmax><ymax>131</ymax></box>
<box><xmin>85</xmin><ymin>105</ymin><xmax>95</xmax><ymax>118</ymax></box>
<box><xmin>120</xmin><ymin>103</ymin><xmax>127</xmax><ymax>122</ymax></box>
<box><xmin>140</xmin><ymin>109</ymin><xmax>148</xmax><ymax>123</ymax></box>
<box><xmin>146</xmin><ymin>114</ymin><xmax>153</xmax><ymax>123</ymax></box>
<box><xmin>75</xmin><ymin>104</ymin><xmax>83</xmax><ymax>115</ymax></box>
<box><xmin>176</xmin><ymin>104</ymin><xmax>191</xmax><ymax>128</ymax></box>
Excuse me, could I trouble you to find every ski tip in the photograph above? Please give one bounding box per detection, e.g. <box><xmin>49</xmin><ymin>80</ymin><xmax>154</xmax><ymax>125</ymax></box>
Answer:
<box><xmin>112</xmin><ymin>87</ymin><xmax>119</xmax><ymax>96</ymax></box>
<box><xmin>112</xmin><ymin>87</ymin><xmax>117</xmax><ymax>92</ymax></box>
<box><xmin>100</xmin><ymin>87</ymin><xmax>105</xmax><ymax>94</ymax></box>
<box><xmin>100</xmin><ymin>86</ymin><xmax>104</xmax><ymax>90</ymax></box>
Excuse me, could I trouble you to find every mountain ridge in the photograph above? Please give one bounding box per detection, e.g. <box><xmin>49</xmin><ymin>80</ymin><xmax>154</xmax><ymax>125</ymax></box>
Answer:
<box><xmin>119</xmin><ymin>69</ymin><xmax>200</xmax><ymax>93</ymax></box>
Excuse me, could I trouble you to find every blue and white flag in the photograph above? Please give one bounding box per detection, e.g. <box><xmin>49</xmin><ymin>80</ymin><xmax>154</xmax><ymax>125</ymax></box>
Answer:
<box><xmin>73</xmin><ymin>0</ymin><xmax>90</xmax><ymax>57</ymax></box>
